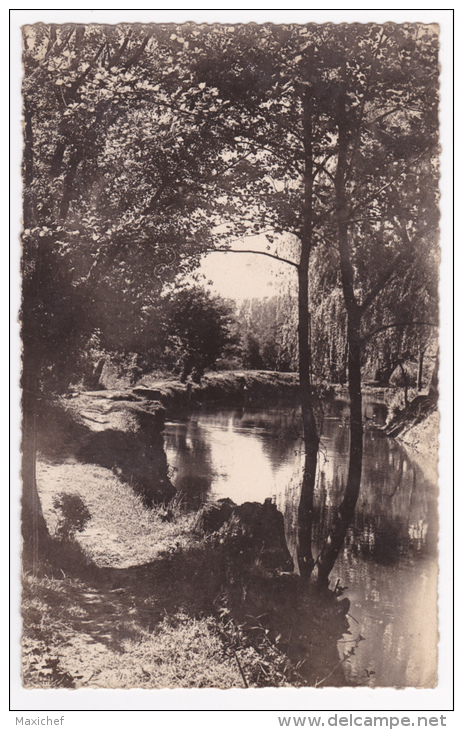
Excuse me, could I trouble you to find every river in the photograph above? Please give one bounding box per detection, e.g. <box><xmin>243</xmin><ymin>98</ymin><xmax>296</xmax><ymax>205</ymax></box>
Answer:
<box><xmin>164</xmin><ymin>397</ymin><xmax>438</xmax><ymax>688</ymax></box>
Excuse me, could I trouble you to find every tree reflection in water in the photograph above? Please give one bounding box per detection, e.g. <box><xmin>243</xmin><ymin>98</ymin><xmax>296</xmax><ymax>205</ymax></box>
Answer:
<box><xmin>164</xmin><ymin>399</ymin><xmax>437</xmax><ymax>686</ymax></box>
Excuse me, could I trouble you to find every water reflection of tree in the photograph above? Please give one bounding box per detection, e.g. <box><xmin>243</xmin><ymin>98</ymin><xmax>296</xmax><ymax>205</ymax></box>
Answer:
<box><xmin>165</xmin><ymin>421</ymin><xmax>215</xmax><ymax>508</ymax></box>
<box><xmin>237</xmin><ymin>408</ymin><xmax>302</xmax><ymax>437</ymax></box>
<box><xmin>166</xmin><ymin>405</ymin><xmax>437</xmax><ymax>686</ymax></box>
<box><xmin>223</xmin><ymin>561</ymin><xmax>351</xmax><ymax>687</ymax></box>
<box><xmin>258</xmin><ymin>410</ymin><xmax>303</xmax><ymax>470</ymax></box>
<box><xmin>224</xmin><ymin>407</ymin><xmax>303</xmax><ymax>474</ymax></box>
<box><xmin>293</xmin><ymin>429</ymin><xmax>437</xmax><ymax>567</ymax></box>
<box><xmin>173</xmin><ymin>406</ymin><xmax>436</xmax><ymax>567</ymax></box>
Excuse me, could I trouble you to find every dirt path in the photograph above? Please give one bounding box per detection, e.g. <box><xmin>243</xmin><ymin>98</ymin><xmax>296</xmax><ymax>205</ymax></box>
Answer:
<box><xmin>27</xmin><ymin>461</ymin><xmax>252</xmax><ymax>689</ymax></box>
<box><xmin>22</xmin><ymin>570</ymin><xmax>244</xmax><ymax>689</ymax></box>
<box><xmin>36</xmin><ymin>460</ymin><xmax>196</xmax><ymax>568</ymax></box>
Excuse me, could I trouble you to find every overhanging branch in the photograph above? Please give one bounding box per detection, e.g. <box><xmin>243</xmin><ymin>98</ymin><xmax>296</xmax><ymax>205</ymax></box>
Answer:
<box><xmin>205</xmin><ymin>248</ymin><xmax>299</xmax><ymax>269</ymax></box>
<box><xmin>361</xmin><ymin>320</ymin><xmax>438</xmax><ymax>345</ymax></box>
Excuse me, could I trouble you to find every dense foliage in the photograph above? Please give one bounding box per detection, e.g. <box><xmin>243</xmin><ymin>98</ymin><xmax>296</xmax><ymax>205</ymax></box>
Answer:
<box><xmin>22</xmin><ymin>22</ymin><xmax>439</xmax><ymax>393</ymax></box>
<box><xmin>21</xmin><ymin>22</ymin><xmax>440</xmax><ymax>580</ymax></box>
<box><xmin>150</xmin><ymin>287</ymin><xmax>238</xmax><ymax>382</ymax></box>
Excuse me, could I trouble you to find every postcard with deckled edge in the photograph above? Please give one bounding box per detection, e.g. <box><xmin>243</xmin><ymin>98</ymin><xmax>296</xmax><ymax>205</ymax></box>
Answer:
<box><xmin>11</xmin><ymin>8</ymin><xmax>453</xmax><ymax>713</ymax></box>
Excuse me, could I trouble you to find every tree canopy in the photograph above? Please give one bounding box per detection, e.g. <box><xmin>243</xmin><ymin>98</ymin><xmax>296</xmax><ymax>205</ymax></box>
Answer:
<box><xmin>21</xmin><ymin>20</ymin><xmax>440</xmax><ymax>582</ymax></box>
<box><xmin>22</xmin><ymin>22</ymin><xmax>439</xmax><ymax>386</ymax></box>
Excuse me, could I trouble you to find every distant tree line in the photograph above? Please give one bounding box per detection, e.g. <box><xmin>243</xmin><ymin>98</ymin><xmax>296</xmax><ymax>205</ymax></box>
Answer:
<box><xmin>81</xmin><ymin>283</ymin><xmax>435</xmax><ymax>392</ymax></box>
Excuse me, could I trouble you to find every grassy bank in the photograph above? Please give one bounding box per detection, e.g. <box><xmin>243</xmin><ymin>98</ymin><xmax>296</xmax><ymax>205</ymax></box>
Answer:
<box><xmin>24</xmin><ymin>372</ymin><xmax>423</xmax><ymax>689</ymax></box>
<box><xmin>395</xmin><ymin>409</ymin><xmax>439</xmax><ymax>461</ymax></box>
<box><xmin>129</xmin><ymin>370</ymin><xmax>300</xmax><ymax>412</ymax></box>
<box><xmin>24</xmin><ymin>460</ymin><xmax>301</xmax><ymax>689</ymax></box>
<box><xmin>22</xmin><ymin>571</ymin><xmax>248</xmax><ymax>689</ymax></box>
<box><xmin>36</xmin><ymin>461</ymin><xmax>195</xmax><ymax>568</ymax></box>
<box><xmin>23</xmin><ymin>371</ymin><xmax>306</xmax><ymax>689</ymax></box>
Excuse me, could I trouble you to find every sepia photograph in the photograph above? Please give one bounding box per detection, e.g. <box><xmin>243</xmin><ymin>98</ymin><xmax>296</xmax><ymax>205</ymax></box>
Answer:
<box><xmin>16</xmin><ymin>12</ymin><xmax>447</xmax><ymax>700</ymax></box>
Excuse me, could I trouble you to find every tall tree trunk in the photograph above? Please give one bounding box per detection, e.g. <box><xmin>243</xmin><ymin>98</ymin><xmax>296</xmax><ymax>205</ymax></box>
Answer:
<box><xmin>296</xmin><ymin>82</ymin><xmax>320</xmax><ymax>582</ymax></box>
<box><xmin>316</xmin><ymin>78</ymin><xmax>364</xmax><ymax>585</ymax></box>
<box><xmin>297</xmin><ymin>264</ymin><xmax>319</xmax><ymax>581</ymax></box>
<box><xmin>23</xmin><ymin>103</ymin><xmax>34</xmax><ymax>226</ymax></box>
<box><xmin>21</xmin><ymin>377</ymin><xmax>50</xmax><ymax>572</ymax></box>
<box><xmin>21</xmin><ymin>262</ymin><xmax>52</xmax><ymax>568</ymax></box>
<box><xmin>316</xmin><ymin>309</ymin><xmax>363</xmax><ymax>584</ymax></box>
<box><xmin>21</xmin><ymin>103</ymin><xmax>52</xmax><ymax>569</ymax></box>
<box><xmin>85</xmin><ymin>357</ymin><xmax>106</xmax><ymax>390</ymax></box>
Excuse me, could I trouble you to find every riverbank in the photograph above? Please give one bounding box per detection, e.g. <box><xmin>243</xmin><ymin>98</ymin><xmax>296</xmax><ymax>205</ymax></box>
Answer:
<box><xmin>25</xmin><ymin>459</ymin><xmax>312</xmax><ymax>689</ymax></box>
<box><xmin>24</xmin><ymin>372</ymin><xmax>437</xmax><ymax>689</ymax></box>
<box><xmin>130</xmin><ymin>369</ymin><xmax>300</xmax><ymax>411</ymax></box>
<box><xmin>67</xmin><ymin>370</ymin><xmax>437</xmax><ymax>465</ymax></box>
<box><xmin>25</xmin><ymin>463</ymin><xmax>246</xmax><ymax>688</ymax></box>
<box><xmin>79</xmin><ymin>368</ymin><xmax>409</xmax><ymax>417</ymax></box>
<box><xmin>25</xmin><ymin>464</ymin><xmax>237</xmax><ymax>688</ymax></box>
<box><xmin>383</xmin><ymin>393</ymin><xmax>439</xmax><ymax>463</ymax></box>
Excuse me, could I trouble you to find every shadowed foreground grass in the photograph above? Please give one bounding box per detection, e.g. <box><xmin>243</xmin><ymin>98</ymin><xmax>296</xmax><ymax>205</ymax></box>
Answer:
<box><xmin>22</xmin><ymin>572</ymin><xmax>247</xmax><ymax>689</ymax></box>
<box><xmin>23</xmin><ymin>460</ymin><xmax>302</xmax><ymax>689</ymax></box>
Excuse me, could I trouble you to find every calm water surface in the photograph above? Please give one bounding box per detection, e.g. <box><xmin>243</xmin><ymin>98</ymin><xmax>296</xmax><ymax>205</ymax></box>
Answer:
<box><xmin>164</xmin><ymin>398</ymin><xmax>438</xmax><ymax>688</ymax></box>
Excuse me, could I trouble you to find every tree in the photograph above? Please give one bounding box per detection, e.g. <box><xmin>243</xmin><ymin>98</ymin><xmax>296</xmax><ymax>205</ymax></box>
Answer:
<box><xmin>179</xmin><ymin>24</ymin><xmax>439</xmax><ymax>582</ymax></box>
<box><xmin>154</xmin><ymin>287</ymin><xmax>238</xmax><ymax>382</ymax></box>
<box><xmin>21</xmin><ymin>23</ymin><xmax>241</xmax><ymax>391</ymax></box>
<box><xmin>21</xmin><ymin>23</ymin><xmax>239</xmax><ymax>559</ymax></box>
<box><xmin>21</xmin><ymin>22</ymin><xmax>440</xmax><ymax>583</ymax></box>
<box><xmin>306</xmin><ymin>25</ymin><xmax>439</xmax><ymax>582</ymax></box>
<box><xmin>238</xmin><ymin>297</ymin><xmax>298</xmax><ymax>372</ymax></box>
<box><xmin>180</xmin><ymin>23</ymin><xmax>439</xmax><ymax>583</ymax></box>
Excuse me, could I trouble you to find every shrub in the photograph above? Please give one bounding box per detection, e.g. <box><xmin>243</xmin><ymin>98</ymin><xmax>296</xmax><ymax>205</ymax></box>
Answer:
<box><xmin>52</xmin><ymin>493</ymin><xmax>91</xmax><ymax>541</ymax></box>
